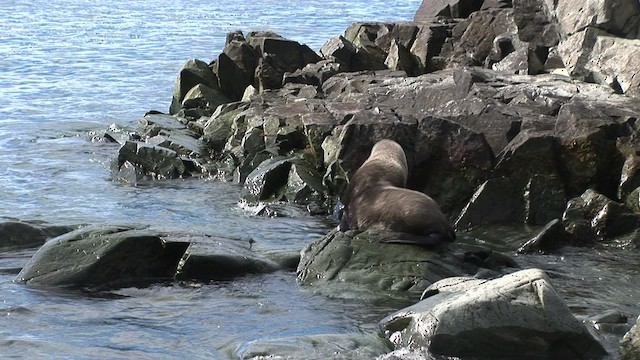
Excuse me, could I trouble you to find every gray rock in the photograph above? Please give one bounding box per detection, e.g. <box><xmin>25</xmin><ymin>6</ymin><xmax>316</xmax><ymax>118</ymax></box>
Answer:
<box><xmin>180</xmin><ymin>83</ymin><xmax>230</xmax><ymax>111</ymax></box>
<box><xmin>241</xmin><ymin>156</ymin><xmax>295</xmax><ymax>203</ymax></box>
<box><xmin>513</xmin><ymin>0</ymin><xmax>561</xmax><ymax>47</ymax></box>
<box><xmin>621</xmin><ymin>316</ymin><xmax>640</xmax><ymax>360</ymax></box>
<box><xmin>380</xmin><ymin>269</ymin><xmax>607</xmax><ymax>359</ymax></box>
<box><xmin>619</xmin><ymin>154</ymin><xmax>640</xmax><ymax>201</ymax></box>
<box><xmin>0</xmin><ymin>220</ymin><xmax>76</xmax><ymax>250</ymax></box>
<box><xmin>15</xmin><ymin>224</ymin><xmax>189</xmax><ymax>289</ymax></box>
<box><xmin>413</xmin><ymin>0</ymin><xmax>483</xmax><ymax>20</ymax></box>
<box><xmin>137</xmin><ymin>112</ymin><xmax>191</xmax><ymax>140</ymax></box>
<box><xmin>297</xmin><ymin>229</ymin><xmax>513</xmax><ymax>298</ymax></box>
<box><xmin>118</xmin><ymin>141</ymin><xmax>187</xmax><ymax>179</ymax></box>
<box><xmin>319</xmin><ymin>35</ymin><xmax>357</xmax><ymax>69</ymax></box>
<box><xmin>455</xmin><ymin>177</ymin><xmax>523</xmax><ymax>229</ymax></box>
<box><xmin>175</xmin><ymin>235</ymin><xmax>280</xmax><ymax>281</ymax></box>
<box><xmin>517</xmin><ymin>218</ymin><xmax>572</xmax><ymax>253</ymax></box>
<box><xmin>169</xmin><ymin>59</ymin><xmax>219</xmax><ymax>115</ymax></box>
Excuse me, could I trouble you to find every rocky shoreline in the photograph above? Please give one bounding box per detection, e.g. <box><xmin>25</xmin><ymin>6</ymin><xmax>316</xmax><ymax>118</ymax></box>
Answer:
<box><xmin>3</xmin><ymin>0</ymin><xmax>640</xmax><ymax>358</ymax></box>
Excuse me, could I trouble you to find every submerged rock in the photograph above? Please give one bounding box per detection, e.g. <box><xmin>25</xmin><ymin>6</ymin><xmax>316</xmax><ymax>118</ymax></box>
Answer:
<box><xmin>234</xmin><ymin>332</ymin><xmax>392</xmax><ymax>360</ymax></box>
<box><xmin>15</xmin><ymin>225</ymin><xmax>189</xmax><ymax>289</ymax></box>
<box><xmin>0</xmin><ymin>220</ymin><xmax>76</xmax><ymax>250</ymax></box>
<box><xmin>380</xmin><ymin>269</ymin><xmax>607</xmax><ymax>360</ymax></box>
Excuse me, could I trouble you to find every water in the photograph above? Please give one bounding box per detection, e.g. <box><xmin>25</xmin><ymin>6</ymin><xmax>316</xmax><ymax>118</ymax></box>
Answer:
<box><xmin>0</xmin><ymin>1</ymin><xmax>638</xmax><ymax>359</ymax></box>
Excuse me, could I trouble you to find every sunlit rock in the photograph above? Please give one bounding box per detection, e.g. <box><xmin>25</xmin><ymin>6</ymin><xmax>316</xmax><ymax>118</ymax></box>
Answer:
<box><xmin>380</xmin><ymin>269</ymin><xmax>607</xmax><ymax>359</ymax></box>
<box><xmin>621</xmin><ymin>316</ymin><xmax>640</xmax><ymax>360</ymax></box>
<box><xmin>169</xmin><ymin>59</ymin><xmax>219</xmax><ymax>115</ymax></box>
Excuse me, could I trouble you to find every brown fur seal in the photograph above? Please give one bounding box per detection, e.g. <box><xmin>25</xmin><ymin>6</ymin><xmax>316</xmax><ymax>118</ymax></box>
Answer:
<box><xmin>339</xmin><ymin>139</ymin><xmax>455</xmax><ymax>245</ymax></box>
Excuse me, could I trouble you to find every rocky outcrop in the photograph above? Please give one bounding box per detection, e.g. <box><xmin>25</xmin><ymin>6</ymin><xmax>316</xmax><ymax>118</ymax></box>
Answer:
<box><xmin>380</xmin><ymin>269</ymin><xmax>608</xmax><ymax>359</ymax></box>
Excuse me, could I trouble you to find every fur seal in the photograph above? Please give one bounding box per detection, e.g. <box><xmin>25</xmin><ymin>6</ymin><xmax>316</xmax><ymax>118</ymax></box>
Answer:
<box><xmin>339</xmin><ymin>139</ymin><xmax>455</xmax><ymax>245</ymax></box>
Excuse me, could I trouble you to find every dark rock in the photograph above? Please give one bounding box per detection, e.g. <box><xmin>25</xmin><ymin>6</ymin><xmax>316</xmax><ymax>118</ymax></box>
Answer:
<box><xmin>414</xmin><ymin>0</ymin><xmax>483</xmax><ymax>21</ymax></box>
<box><xmin>453</xmin><ymin>9</ymin><xmax>517</xmax><ymax>66</ymax></box>
<box><xmin>15</xmin><ymin>225</ymin><xmax>189</xmax><ymax>289</ymax></box>
<box><xmin>319</xmin><ymin>35</ymin><xmax>358</xmax><ymax>70</ymax></box>
<box><xmin>384</xmin><ymin>38</ymin><xmax>416</xmax><ymax>75</ymax></box>
<box><xmin>619</xmin><ymin>154</ymin><xmax>640</xmax><ymax>201</ymax></box>
<box><xmin>0</xmin><ymin>221</ymin><xmax>76</xmax><ymax>250</ymax></box>
<box><xmin>118</xmin><ymin>141</ymin><xmax>188</xmax><ymax>179</ymax></box>
<box><xmin>381</xmin><ymin>269</ymin><xmax>608</xmax><ymax>360</ymax></box>
<box><xmin>241</xmin><ymin>156</ymin><xmax>295</xmax><ymax>203</ymax></box>
<box><xmin>517</xmin><ymin>218</ymin><xmax>572</xmax><ymax>253</ymax></box>
<box><xmin>513</xmin><ymin>0</ymin><xmax>561</xmax><ymax>47</ymax></box>
<box><xmin>621</xmin><ymin>316</ymin><xmax>640</xmax><ymax>360</ymax></box>
<box><xmin>169</xmin><ymin>59</ymin><xmax>219</xmax><ymax>115</ymax></box>
<box><xmin>215</xmin><ymin>39</ymin><xmax>258</xmax><ymax>101</ymax></box>
<box><xmin>455</xmin><ymin>177</ymin><xmax>523</xmax><ymax>229</ymax></box>
<box><xmin>285</xmin><ymin>162</ymin><xmax>327</xmax><ymax>205</ymax></box>
<box><xmin>297</xmin><ymin>229</ymin><xmax>513</xmax><ymax>298</ymax></box>
<box><xmin>562</xmin><ymin>189</ymin><xmax>640</xmax><ymax>240</ymax></box>
<box><xmin>251</xmin><ymin>36</ymin><xmax>322</xmax><ymax>92</ymax></box>
<box><xmin>409</xmin><ymin>22</ymin><xmax>454</xmax><ymax>73</ymax></box>
<box><xmin>146</xmin><ymin>131</ymin><xmax>202</xmax><ymax>158</ymax></box>
<box><xmin>202</xmin><ymin>102</ymin><xmax>250</xmax><ymax>153</ymax></box>
<box><xmin>175</xmin><ymin>235</ymin><xmax>279</xmax><ymax>281</ymax></box>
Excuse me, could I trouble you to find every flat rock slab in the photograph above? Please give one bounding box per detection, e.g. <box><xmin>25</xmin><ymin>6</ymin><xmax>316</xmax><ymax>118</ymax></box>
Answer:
<box><xmin>15</xmin><ymin>224</ymin><xmax>188</xmax><ymax>289</ymax></box>
<box><xmin>381</xmin><ymin>268</ymin><xmax>607</xmax><ymax>359</ymax></box>
<box><xmin>0</xmin><ymin>220</ymin><xmax>76</xmax><ymax>250</ymax></box>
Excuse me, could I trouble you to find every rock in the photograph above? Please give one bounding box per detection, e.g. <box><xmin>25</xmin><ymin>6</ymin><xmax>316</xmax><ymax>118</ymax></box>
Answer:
<box><xmin>512</xmin><ymin>0</ymin><xmax>561</xmax><ymax>47</ymax></box>
<box><xmin>455</xmin><ymin>177</ymin><xmax>523</xmax><ymax>229</ymax></box>
<box><xmin>285</xmin><ymin>162</ymin><xmax>327</xmax><ymax>205</ymax></box>
<box><xmin>414</xmin><ymin>0</ymin><xmax>483</xmax><ymax>20</ymax></box>
<box><xmin>180</xmin><ymin>83</ymin><xmax>230</xmax><ymax>112</ymax></box>
<box><xmin>297</xmin><ymin>229</ymin><xmax>513</xmax><ymax>298</ymax></box>
<box><xmin>621</xmin><ymin>316</ymin><xmax>640</xmax><ymax>360</ymax></box>
<box><xmin>234</xmin><ymin>333</ymin><xmax>392</xmax><ymax>360</ymax></box>
<box><xmin>559</xmin><ymin>29</ymin><xmax>640</xmax><ymax>96</ymax></box>
<box><xmin>15</xmin><ymin>225</ymin><xmax>189</xmax><ymax>289</ymax></box>
<box><xmin>380</xmin><ymin>269</ymin><xmax>607</xmax><ymax>359</ymax></box>
<box><xmin>319</xmin><ymin>35</ymin><xmax>358</xmax><ymax>70</ymax></box>
<box><xmin>137</xmin><ymin>113</ymin><xmax>191</xmax><ymax>140</ymax></box>
<box><xmin>586</xmin><ymin>310</ymin><xmax>629</xmax><ymax>334</ymax></box>
<box><xmin>241</xmin><ymin>156</ymin><xmax>295</xmax><ymax>203</ymax></box>
<box><xmin>215</xmin><ymin>39</ymin><xmax>258</xmax><ymax>101</ymax></box>
<box><xmin>562</xmin><ymin>189</ymin><xmax>640</xmax><ymax>240</ymax></box>
<box><xmin>283</xmin><ymin>60</ymin><xmax>342</xmax><ymax>87</ymax></box>
<box><xmin>0</xmin><ymin>220</ymin><xmax>76</xmax><ymax>250</ymax></box>
<box><xmin>384</xmin><ymin>38</ymin><xmax>416</xmax><ymax>75</ymax></box>
<box><xmin>117</xmin><ymin>141</ymin><xmax>188</xmax><ymax>179</ymax></box>
<box><xmin>146</xmin><ymin>131</ymin><xmax>202</xmax><ymax>158</ymax></box>
<box><xmin>517</xmin><ymin>218</ymin><xmax>572</xmax><ymax>253</ymax></box>
<box><xmin>169</xmin><ymin>59</ymin><xmax>219</xmax><ymax>114</ymax></box>
<box><xmin>251</xmin><ymin>36</ymin><xmax>322</xmax><ymax>92</ymax></box>
<box><xmin>619</xmin><ymin>154</ymin><xmax>640</xmax><ymax>201</ymax></box>
<box><xmin>551</xmin><ymin>0</ymin><xmax>640</xmax><ymax>37</ymax></box>
<box><xmin>453</xmin><ymin>9</ymin><xmax>517</xmax><ymax>66</ymax></box>
<box><xmin>175</xmin><ymin>235</ymin><xmax>280</xmax><ymax>281</ymax></box>
<box><xmin>202</xmin><ymin>102</ymin><xmax>250</xmax><ymax>153</ymax></box>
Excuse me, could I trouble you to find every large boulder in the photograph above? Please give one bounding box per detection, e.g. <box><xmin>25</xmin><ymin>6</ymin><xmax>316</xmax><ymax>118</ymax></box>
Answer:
<box><xmin>380</xmin><ymin>269</ymin><xmax>607</xmax><ymax>359</ymax></box>
<box><xmin>15</xmin><ymin>225</ymin><xmax>189</xmax><ymax>289</ymax></box>
<box><xmin>297</xmin><ymin>229</ymin><xmax>515</xmax><ymax>298</ymax></box>
<box><xmin>169</xmin><ymin>59</ymin><xmax>219</xmax><ymax>115</ymax></box>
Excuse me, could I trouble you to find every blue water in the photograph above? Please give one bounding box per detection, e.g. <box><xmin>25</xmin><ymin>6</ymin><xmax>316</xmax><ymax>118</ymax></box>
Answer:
<box><xmin>0</xmin><ymin>1</ymin><xmax>424</xmax><ymax>358</ymax></box>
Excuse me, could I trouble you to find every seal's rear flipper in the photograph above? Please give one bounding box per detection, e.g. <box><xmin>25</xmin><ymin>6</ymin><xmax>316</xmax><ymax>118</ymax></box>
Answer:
<box><xmin>378</xmin><ymin>232</ymin><xmax>451</xmax><ymax>246</ymax></box>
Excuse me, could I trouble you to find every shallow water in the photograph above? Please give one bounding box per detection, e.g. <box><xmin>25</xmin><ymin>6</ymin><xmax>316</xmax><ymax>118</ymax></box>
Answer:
<box><xmin>1</xmin><ymin>0</ymin><xmax>639</xmax><ymax>359</ymax></box>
